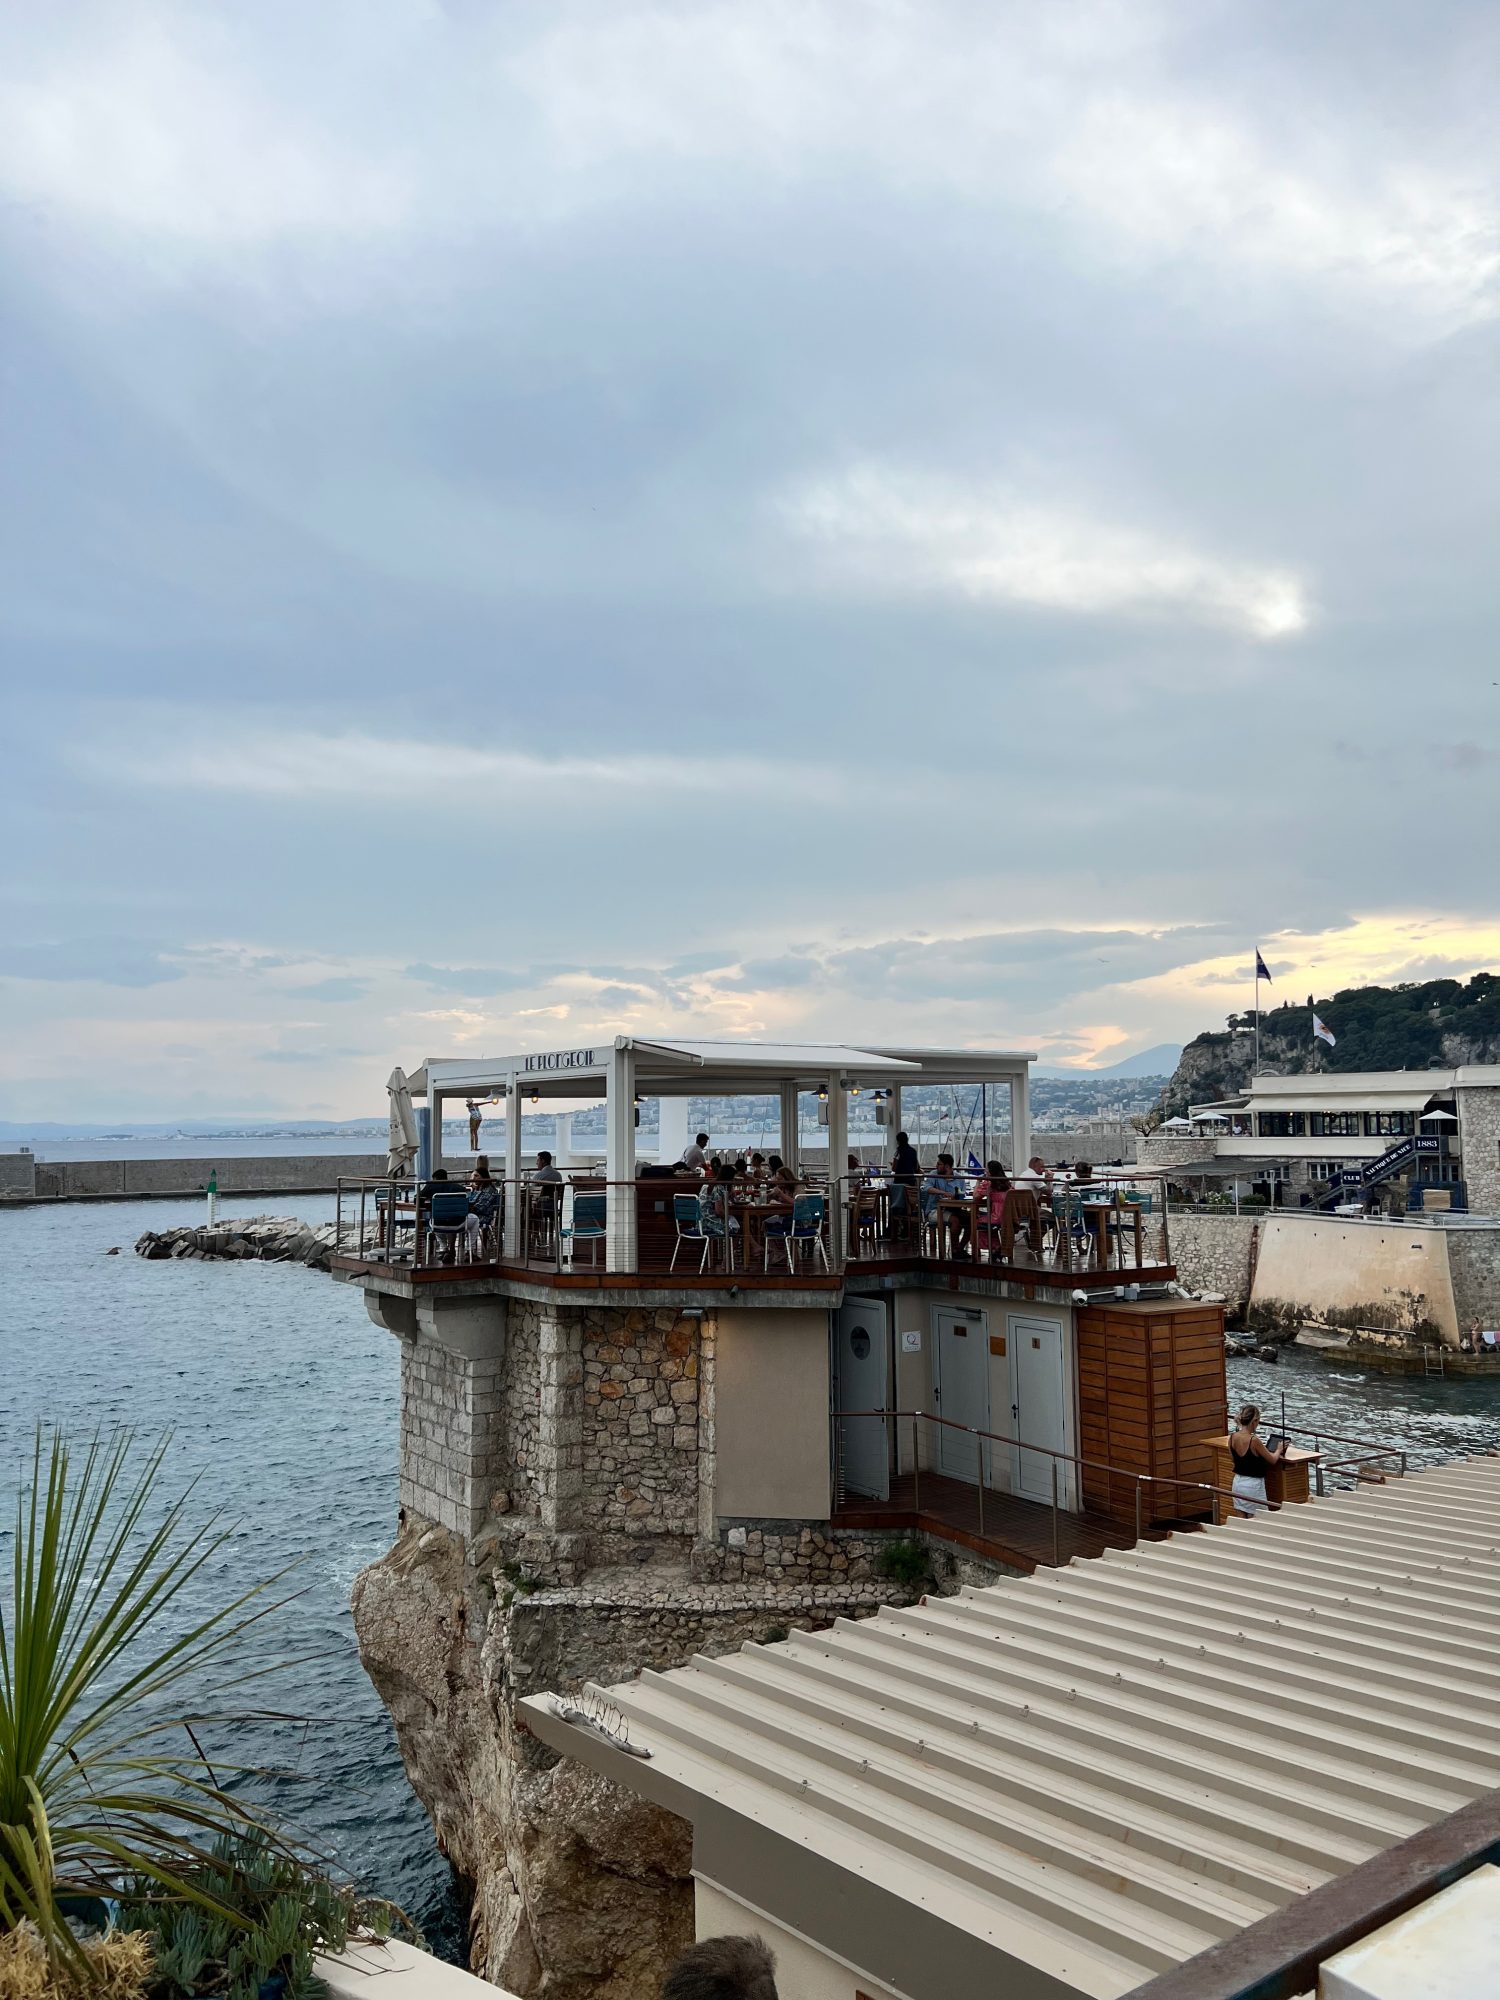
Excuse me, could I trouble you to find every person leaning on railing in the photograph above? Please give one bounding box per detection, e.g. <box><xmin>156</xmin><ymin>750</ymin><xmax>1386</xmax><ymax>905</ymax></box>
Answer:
<box><xmin>1230</xmin><ymin>1403</ymin><xmax>1286</xmax><ymax>1516</ymax></box>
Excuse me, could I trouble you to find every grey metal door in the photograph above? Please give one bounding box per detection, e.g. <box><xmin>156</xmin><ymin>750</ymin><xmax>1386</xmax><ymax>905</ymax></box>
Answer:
<box><xmin>836</xmin><ymin>1298</ymin><xmax>890</xmax><ymax>1500</ymax></box>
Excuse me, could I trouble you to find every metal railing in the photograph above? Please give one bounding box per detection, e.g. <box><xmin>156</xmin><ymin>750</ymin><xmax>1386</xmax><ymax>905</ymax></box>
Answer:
<box><xmin>832</xmin><ymin>1406</ymin><xmax>1240</xmax><ymax>1566</ymax></box>
<box><xmin>1229</xmin><ymin>1396</ymin><xmax>1409</xmax><ymax>1493</ymax></box>
<box><xmin>334</xmin><ymin>1167</ymin><xmax>1178</xmax><ymax>1284</ymax></box>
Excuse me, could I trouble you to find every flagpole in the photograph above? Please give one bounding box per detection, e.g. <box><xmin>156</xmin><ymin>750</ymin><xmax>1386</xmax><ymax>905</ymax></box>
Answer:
<box><xmin>1253</xmin><ymin>948</ymin><xmax>1260</xmax><ymax>1077</ymax></box>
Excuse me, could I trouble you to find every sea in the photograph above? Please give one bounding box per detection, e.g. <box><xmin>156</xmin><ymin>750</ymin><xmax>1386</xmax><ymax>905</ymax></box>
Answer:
<box><xmin>7</xmin><ymin>1189</ymin><xmax>1500</xmax><ymax>1966</ymax></box>
<box><xmin>1</xmin><ymin>1192</ymin><xmax>466</xmax><ymax>1956</ymax></box>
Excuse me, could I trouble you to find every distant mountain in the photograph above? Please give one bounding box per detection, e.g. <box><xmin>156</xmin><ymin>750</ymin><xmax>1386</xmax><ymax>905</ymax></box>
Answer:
<box><xmin>1158</xmin><ymin>971</ymin><xmax>1500</xmax><ymax>1114</ymax></box>
<box><xmin>1035</xmin><ymin>1043</ymin><xmax>1181</xmax><ymax>1080</ymax></box>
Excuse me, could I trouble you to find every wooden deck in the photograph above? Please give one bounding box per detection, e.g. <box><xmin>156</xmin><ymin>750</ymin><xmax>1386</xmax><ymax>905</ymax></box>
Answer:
<box><xmin>833</xmin><ymin>1469</ymin><xmax>1198</xmax><ymax>1573</ymax></box>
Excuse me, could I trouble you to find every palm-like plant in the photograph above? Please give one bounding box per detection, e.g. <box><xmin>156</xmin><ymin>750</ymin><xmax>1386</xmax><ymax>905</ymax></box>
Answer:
<box><xmin>0</xmin><ymin>1428</ymin><xmax>290</xmax><ymax>1965</ymax></box>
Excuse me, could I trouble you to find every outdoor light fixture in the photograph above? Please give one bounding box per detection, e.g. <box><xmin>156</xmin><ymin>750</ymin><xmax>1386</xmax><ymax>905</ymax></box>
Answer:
<box><xmin>529</xmin><ymin>1089</ymin><xmax>540</xmax><ymax>1106</ymax></box>
<box><xmin>816</xmin><ymin>1085</ymin><xmax>828</xmax><ymax>1103</ymax></box>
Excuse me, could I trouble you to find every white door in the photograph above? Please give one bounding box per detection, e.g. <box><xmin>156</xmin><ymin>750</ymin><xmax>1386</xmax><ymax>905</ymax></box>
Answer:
<box><xmin>935</xmin><ymin>1309</ymin><xmax>988</xmax><ymax>1484</ymax></box>
<box><xmin>835</xmin><ymin>1298</ymin><xmax>889</xmax><ymax>1500</ymax></box>
<box><xmin>1008</xmin><ymin>1315</ymin><xmax>1067</xmax><ymax>1504</ymax></box>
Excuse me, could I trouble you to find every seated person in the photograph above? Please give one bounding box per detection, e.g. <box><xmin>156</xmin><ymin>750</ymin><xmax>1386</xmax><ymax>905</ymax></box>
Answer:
<box><xmin>532</xmin><ymin>1150</ymin><xmax>563</xmax><ymax>1186</ymax></box>
<box><xmin>922</xmin><ymin>1153</ymin><xmax>969</xmax><ymax>1251</ymax></box>
<box><xmin>528</xmin><ymin>1150</ymin><xmax>564</xmax><ymax>1234</ymax></box>
<box><xmin>768</xmin><ymin>1162</ymin><xmax>798</xmax><ymax>1209</ymax></box>
<box><xmin>419</xmin><ymin>1166</ymin><xmax>452</xmax><ymax>1202</ymax></box>
<box><xmin>975</xmin><ymin>1161</ymin><xmax>1010</xmax><ymax>1247</ymax></box>
<box><xmin>747</xmin><ymin>1151</ymin><xmax>767</xmax><ymax>1184</ymax></box>
<box><xmin>698</xmin><ymin>1160</ymin><xmax>743</xmax><ymax>1239</ymax></box>
<box><xmin>465</xmin><ymin>1166</ymin><xmax>502</xmax><ymax>1257</ymax></box>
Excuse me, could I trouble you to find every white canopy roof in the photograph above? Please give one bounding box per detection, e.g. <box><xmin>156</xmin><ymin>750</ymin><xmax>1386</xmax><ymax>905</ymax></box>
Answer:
<box><xmin>414</xmin><ymin>1037</ymin><xmax>1033</xmax><ymax>1098</ymax></box>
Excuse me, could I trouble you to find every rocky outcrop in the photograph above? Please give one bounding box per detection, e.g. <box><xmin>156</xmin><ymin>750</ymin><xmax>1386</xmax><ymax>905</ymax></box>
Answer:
<box><xmin>352</xmin><ymin>1519</ymin><xmax>914</xmax><ymax>1995</ymax></box>
<box><xmin>134</xmin><ymin>1216</ymin><xmax>341</xmax><ymax>1270</ymax></box>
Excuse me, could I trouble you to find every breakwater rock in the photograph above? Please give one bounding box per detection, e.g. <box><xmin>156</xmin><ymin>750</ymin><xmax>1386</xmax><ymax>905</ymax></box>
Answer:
<box><xmin>134</xmin><ymin>1215</ymin><xmax>340</xmax><ymax>1270</ymax></box>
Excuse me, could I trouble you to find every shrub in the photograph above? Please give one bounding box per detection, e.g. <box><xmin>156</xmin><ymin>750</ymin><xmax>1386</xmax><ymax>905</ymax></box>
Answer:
<box><xmin>876</xmin><ymin>1539</ymin><xmax>930</xmax><ymax>1590</ymax></box>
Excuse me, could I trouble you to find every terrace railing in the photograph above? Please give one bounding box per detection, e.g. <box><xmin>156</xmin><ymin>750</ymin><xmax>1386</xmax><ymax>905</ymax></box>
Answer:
<box><xmin>334</xmin><ymin>1169</ymin><xmax>1177</xmax><ymax>1284</ymax></box>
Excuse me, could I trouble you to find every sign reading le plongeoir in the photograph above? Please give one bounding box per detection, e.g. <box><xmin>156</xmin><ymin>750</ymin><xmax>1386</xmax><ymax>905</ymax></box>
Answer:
<box><xmin>522</xmin><ymin>1049</ymin><xmax>598</xmax><ymax>1074</ymax></box>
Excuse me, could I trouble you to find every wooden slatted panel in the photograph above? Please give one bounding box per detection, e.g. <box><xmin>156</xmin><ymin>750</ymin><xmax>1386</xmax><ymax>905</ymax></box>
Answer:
<box><xmin>1078</xmin><ymin>1302</ymin><xmax>1226</xmax><ymax>1525</ymax></box>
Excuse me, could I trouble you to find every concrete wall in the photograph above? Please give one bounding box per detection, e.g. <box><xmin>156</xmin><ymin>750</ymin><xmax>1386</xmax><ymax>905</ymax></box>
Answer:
<box><xmin>1250</xmin><ymin>1214</ymin><xmax>1459</xmax><ymax>1341</ymax></box>
<box><xmin>714</xmin><ymin>1308</ymin><xmax>831</xmax><ymax>1521</ymax></box>
<box><xmin>23</xmin><ymin>1153</ymin><xmax>386</xmax><ymax>1200</ymax></box>
<box><xmin>0</xmin><ymin>1152</ymin><xmax>36</xmax><ymax>1195</ymax></box>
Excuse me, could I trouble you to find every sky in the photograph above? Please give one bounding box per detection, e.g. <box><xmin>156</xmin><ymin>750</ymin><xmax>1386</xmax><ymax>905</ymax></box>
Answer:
<box><xmin>2</xmin><ymin>0</ymin><xmax>1498</xmax><ymax>1121</ymax></box>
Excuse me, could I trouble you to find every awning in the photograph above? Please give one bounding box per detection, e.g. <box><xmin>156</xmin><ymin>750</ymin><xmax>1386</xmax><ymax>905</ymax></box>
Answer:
<box><xmin>1158</xmin><ymin>1156</ymin><xmax>1295</xmax><ymax>1179</ymax></box>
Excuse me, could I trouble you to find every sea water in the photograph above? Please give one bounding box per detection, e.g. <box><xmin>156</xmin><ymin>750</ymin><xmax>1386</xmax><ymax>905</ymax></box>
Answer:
<box><xmin>0</xmin><ymin>1195</ymin><xmax>464</xmax><ymax>1955</ymax></box>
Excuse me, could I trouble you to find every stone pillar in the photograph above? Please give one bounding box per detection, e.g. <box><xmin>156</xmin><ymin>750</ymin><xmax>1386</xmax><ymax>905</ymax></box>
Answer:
<box><xmin>390</xmin><ymin>1294</ymin><xmax>507</xmax><ymax>1539</ymax></box>
<box><xmin>1457</xmin><ymin>1087</ymin><xmax>1500</xmax><ymax>1217</ymax></box>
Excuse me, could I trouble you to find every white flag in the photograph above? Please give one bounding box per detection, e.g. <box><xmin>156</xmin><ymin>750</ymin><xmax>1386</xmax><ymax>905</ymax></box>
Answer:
<box><xmin>1313</xmin><ymin>1013</ymin><xmax>1336</xmax><ymax>1047</ymax></box>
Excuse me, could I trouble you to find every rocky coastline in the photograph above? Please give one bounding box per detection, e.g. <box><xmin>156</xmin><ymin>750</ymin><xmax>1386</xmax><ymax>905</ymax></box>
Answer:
<box><xmin>134</xmin><ymin>1216</ymin><xmax>340</xmax><ymax>1269</ymax></box>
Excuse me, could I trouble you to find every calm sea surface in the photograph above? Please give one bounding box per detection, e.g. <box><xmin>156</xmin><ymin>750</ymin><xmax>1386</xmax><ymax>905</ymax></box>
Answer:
<box><xmin>0</xmin><ymin>1195</ymin><xmax>464</xmax><ymax>1956</ymax></box>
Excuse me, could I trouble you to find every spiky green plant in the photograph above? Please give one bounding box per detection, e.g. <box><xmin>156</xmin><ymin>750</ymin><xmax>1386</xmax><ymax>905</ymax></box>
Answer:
<box><xmin>0</xmin><ymin>1428</ymin><xmax>292</xmax><ymax>1965</ymax></box>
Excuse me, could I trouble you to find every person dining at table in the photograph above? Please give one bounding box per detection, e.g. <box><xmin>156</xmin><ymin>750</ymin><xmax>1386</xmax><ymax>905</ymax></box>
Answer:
<box><xmin>921</xmin><ymin>1153</ymin><xmax>969</xmax><ymax>1254</ymax></box>
<box><xmin>465</xmin><ymin>1160</ymin><xmax>502</xmax><ymax>1259</ymax></box>
<box><xmin>699</xmin><ymin>1159</ymin><xmax>742</xmax><ymax>1261</ymax></box>
<box><xmin>974</xmin><ymin>1161</ymin><xmax>1010</xmax><ymax>1259</ymax></box>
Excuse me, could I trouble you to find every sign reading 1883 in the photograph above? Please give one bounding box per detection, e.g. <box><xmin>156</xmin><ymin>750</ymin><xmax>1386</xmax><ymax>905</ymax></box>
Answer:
<box><xmin>523</xmin><ymin>1048</ymin><xmax>597</xmax><ymax>1074</ymax></box>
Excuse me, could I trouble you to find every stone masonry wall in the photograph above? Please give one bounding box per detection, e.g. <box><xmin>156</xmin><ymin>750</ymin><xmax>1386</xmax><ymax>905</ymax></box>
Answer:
<box><xmin>1165</xmin><ymin>1209</ymin><xmax>1260</xmax><ymax>1315</ymax></box>
<box><xmin>1136</xmin><ymin>1134</ymin><xmax>1220</xmax><ymax>1170</ymax></box>
<box><xmin>1447</xmin><ymin>1228</ymin><xmax>1500</xmax><ymax>1333</ymax></box>
<box><xmin>1458</xmin><ymin>1088</ymin><xmax>1500</xmax><ymax>1218</ymax></box>
<box><xmin>581</xmin><ymin>1307</ymin><xmax>708</xmax><ymax>1561</ymax></box>
<box><xmin>399</xmin><ymin>1334</ymin><xmax>510</xmax><ymax>1538</ymax></box>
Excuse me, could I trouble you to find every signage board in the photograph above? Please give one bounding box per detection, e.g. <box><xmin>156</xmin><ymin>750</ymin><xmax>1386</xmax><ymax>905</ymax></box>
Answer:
<box><xmin>520</xmin><ymin>1048</ymin><xmax>600</xmax><ymax>1079</ymax></box>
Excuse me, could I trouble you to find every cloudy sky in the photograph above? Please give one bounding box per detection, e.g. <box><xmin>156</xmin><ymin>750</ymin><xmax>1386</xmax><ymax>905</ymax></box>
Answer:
<box><xmin>3</xmin><ymin>0</ymin><xmax>1497</xmax><ymax>1120</ymax></box>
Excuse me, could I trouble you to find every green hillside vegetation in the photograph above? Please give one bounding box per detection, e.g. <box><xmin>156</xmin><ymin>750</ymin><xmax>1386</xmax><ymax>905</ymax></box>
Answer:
<box><xmin>1159</xmin><ymin>970</ymin><xmax>1500</xmax><ymax>1114</ymax></box>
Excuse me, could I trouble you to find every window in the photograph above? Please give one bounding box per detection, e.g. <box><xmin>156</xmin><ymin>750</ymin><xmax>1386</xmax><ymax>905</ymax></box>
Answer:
<box><xmin>1255</xmin><ymin>1112</ymin><xmax>1305</xmax><ymax>1138</ymax></box>
<box><xmin>1366</xmin><ymin>1112</ymin><xmax>1413</xmax><ymax>1137</ymax></box>
<box><xmin>1309</xmin><ymin>1112</ymin><xmax>1361</xmax><ymax>1137</ymax></box>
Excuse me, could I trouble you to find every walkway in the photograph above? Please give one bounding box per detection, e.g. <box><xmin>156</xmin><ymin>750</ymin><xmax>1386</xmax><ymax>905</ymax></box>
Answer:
<box><xmin>833</xmin><ymin>1469</ymin><xmax>1185</xmax><ymax>1572</ymax></box>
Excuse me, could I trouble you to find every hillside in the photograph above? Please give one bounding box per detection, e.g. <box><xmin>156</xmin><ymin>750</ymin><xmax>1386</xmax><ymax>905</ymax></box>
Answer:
<box><xmin>1159</xmin><ymin>971</ymin><xmax>1500</xmax><ymax>1114</ymax></box>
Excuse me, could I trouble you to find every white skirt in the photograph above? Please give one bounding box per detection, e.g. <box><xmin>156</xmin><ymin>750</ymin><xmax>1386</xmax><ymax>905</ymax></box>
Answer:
<box><xmin>1232</xmin><ymin>1473</ymin><xmax>1269</xmax><ymax>1517</ymax></box>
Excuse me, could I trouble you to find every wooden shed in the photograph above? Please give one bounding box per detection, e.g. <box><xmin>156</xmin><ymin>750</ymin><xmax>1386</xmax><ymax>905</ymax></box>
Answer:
<box><xmin>1076</xmin><ymin>1299</ymin><xmax>1227</xmax><ymax>1524</ymax></box>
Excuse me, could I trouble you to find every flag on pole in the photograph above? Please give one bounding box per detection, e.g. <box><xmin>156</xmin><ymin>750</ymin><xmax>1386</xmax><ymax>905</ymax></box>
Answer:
<box><xmin>967</xmin><ymin>1151</ymin><xmax>985</xmax><ymax>1176</ymax></box>
<box><xmin>1313</xmin><ymin>1013</ymin><xmax>1336</xmax><ymax>1047</ymax></box>
<box><xmin>1255</xmin><ymin>949</ymin><xmax>1271</xmax><ymax>983</ymax></box>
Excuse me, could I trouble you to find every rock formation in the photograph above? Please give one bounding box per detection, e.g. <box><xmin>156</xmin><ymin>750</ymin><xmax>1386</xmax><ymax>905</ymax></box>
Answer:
<box><xmin>134</xmin><ymin>1216</ymin><xmax>341</xmax><ymax>1269</ymax></box>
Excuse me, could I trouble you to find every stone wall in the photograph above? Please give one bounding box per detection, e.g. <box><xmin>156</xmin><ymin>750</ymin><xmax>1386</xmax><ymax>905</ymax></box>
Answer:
<box><xmin>1164</xmin><ymin>1208</ymin><xmax>1260</xmax><ymax>1313</ymax></box>
<box><xmin>1447</xmin><ymin>1229</ymin><xmax>1500</xmax><ymax>1333</ymax></box>
<box><xmin>1457</xmin><ymin>1087</ymin><xmax>1500</xmax><ymax>1217</ymax></box>
<box><xmin>576</xmin><ymin>1307</ymin><xmax>709</xmax><ymax>1560</ymax></box>
<box><xmin>399</xmin><ymin>1330</ymin><xmax>511</xmax><ymax>1539</ymax></box>
<box><xmin>21</xmin><ymin>1153</ymin><xmax>386</xmax><ymax>1200</ymax></box>
<box><xmin>1136</xmin><ymin>1133</ymin><xmax>1220</xmax><ymax>1170</ymax></box>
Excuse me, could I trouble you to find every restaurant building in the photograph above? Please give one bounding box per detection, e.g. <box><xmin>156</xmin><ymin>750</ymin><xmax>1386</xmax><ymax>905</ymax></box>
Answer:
<box><xmin>1144</xmin><ymin>1065</ymin><xmax>1500</xmax><ymax>1213</ymax></box>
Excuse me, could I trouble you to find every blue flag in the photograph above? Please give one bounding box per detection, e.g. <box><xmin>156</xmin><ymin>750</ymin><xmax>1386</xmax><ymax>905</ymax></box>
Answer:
<box><xmin>1255</xmin><ymin>949</ymin><xmax>1271</xmax><ymax>983</ymax></box>
<box><xmin>967</xmin><ymin>1151</ymin><xmax>985</xmax><ymax>1176</ymax></box>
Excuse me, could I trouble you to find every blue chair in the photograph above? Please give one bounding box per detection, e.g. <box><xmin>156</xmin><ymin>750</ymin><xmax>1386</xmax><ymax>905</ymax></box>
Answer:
<box><xmin>670</xmin><ymin>1193</ymin><xmax>711</xmax><ymax>1272</ymax></box>
<box><xmin>567</xmin><ymin>1191</ymin><xmax>607</xmax><ymax>1268</ymax></box>
<box><xmin>766</xmin><ymin>1192</ymin><xmax>829</xmax><ymax>1273</ymax></box>
<box><xmin>425</xmin><ymin>1190</ymin><xmax>470</xmax><ymax>1264</ymax></box>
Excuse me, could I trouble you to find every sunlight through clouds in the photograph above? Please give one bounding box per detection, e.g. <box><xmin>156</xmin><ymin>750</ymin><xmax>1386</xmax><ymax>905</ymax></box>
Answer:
<box><xmin>783</xmin><ymin>464</ymin><xmax>1310</xmax><ymax>638</ymax></box>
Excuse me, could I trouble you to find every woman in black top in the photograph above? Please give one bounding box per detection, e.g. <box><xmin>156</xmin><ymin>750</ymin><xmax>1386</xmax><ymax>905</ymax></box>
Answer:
<box><xmin>1229</xmin><ymin>1403</ymin><xmax>1285</xmax><ymax>1516</ymax></box>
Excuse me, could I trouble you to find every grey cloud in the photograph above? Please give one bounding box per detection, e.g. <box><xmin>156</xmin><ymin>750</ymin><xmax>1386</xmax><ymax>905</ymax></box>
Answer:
<box><xmin>0</xmin><ymin>938</ymin><xmax>186</xmax><ymax>987</ymax></box>
<box><xmin>295</xmin><ymin>976</ymin><xmax>370</xmax><ymax>1002</ymax></box>
<box><xmin>255</xmin><ymin>1046</ymin><xmax>364</xmax><ymax>1064</ymax></box>
<box><xmin>403</xmin><ymin>963</ymin><xmax>532</xmax><ymax>994</ymax></box>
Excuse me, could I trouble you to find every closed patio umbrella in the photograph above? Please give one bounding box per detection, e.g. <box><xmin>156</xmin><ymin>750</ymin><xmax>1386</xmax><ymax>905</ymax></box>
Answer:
<box><xmin>387</xmin><ymin>1066</ymin><xmax>420</xmax><ymax>1175</ymax></box>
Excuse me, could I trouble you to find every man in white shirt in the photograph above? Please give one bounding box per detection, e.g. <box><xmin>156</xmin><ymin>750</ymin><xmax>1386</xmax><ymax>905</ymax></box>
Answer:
<box><xmin>682</xmin><ymin>1132</ymin><xmax>710</xmax><ymax>1174</ymax></box>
